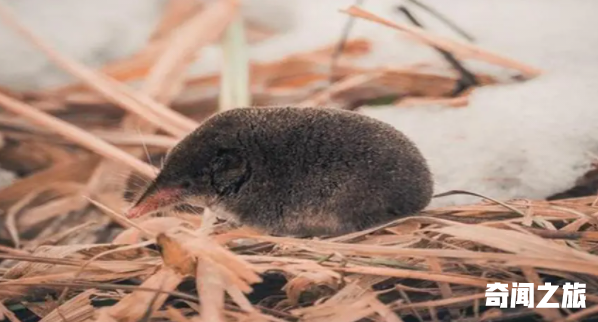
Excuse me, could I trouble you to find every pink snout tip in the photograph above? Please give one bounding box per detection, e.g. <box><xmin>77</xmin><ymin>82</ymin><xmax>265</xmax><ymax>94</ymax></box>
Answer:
<box><xmin>124</xmin><ymin>186</ymin><xmax>183</xmax><ymax>219</ymax></box>
<box><xmin>125</xmin><ymin>205</ymin><xmax>147</xmax><ymax>219</ymax></box>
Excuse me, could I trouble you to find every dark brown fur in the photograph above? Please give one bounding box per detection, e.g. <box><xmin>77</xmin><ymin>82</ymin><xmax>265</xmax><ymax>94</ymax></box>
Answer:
<box><xmin>133</xmin><ymin>107</ymin><xmax>434</xmax><ymax>237</ymax></box>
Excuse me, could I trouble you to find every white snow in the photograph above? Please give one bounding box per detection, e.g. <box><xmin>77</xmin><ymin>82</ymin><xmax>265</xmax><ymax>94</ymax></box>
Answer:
<box><xmin>1</xmin><ymin>0</ymin><xmax>597</xmax><ymax>205</ymax></box>
<box><xmin>357</xmin><ymin>0</ymin><xmax>598</xmax><ymax>205</ymax></box>
<box><xmin>0</xmin><ymin>0</ymin><xmax>165</xmax><ymax>90</ymax></box>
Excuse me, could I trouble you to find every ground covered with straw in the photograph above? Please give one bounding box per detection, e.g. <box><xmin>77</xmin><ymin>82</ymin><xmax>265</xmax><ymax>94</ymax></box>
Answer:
<box><xmin>0</xmin><ymin>1</ymin><xmax>597</xmax><ymax>321</ymax></box>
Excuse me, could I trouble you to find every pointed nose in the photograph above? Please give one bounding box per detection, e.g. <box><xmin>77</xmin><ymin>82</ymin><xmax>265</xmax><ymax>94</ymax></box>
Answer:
<box><xmin>125</xmin><ymin>204</ymin><xmax>150</xmax><ymax>219</ymax></box>
<box><xmin>125</xmin><ymin>186</ymin><xmax>183</xmax><ymax>219</ymax></box>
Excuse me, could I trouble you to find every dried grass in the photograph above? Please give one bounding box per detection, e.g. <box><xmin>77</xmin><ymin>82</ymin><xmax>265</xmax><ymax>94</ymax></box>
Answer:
<box><xmin>1</xmin><ymin>1</ymin><xmax>594</xmax><ymax>321</ymax></box>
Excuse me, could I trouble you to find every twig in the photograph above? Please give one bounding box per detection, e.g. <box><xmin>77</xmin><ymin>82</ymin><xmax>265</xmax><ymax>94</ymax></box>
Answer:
<box><xmin>139</xmin><ymin>282</ymin><xmax>165</xmax><ymax>322</ymax></box>
<box><xmin>433</xmin><ymin>189</ymin><xmax>527</xmax><ymax>217</ymax></box>
<box><xmin>560</xmin><ymin>304</ymin><xmax>598</xmax><ymax>322</ymax></box>
<box><xmin>0</xmin><ymin>280</ymin><xmax>199</xmax><ymax>302</ymax></box>
<box><xmin>0</xmin><ymin>92</ymin><xmax>156</xmax><ymax>178</ymax></box>
<box><xmin>300</xmin><ymin>71</ymin><xmax>382</xmax><ymax>106</ymax></box>
<box><xmin>0</xmin><ymin>3</ymin><xmax>194</xmax><ymax>137</ymax></box>
<box><xmin>397</xmin><ymin>6</ymin><xmax>478</xmax><ymax>95</ymax></box>
<box><xmin>341</xmin><ymin>6</ymin><xmax>542</xmax><ymax>78</ymax></box>
<box><xmin>220</xmin><ymin>14</ymin><xmax>251</xmax><ymax>111</ymax></box>
<box><xmin>86</xmin><ymin>197</ymin><xmax>155</xmax><ymax>237</ymax></box>
<box><xmin>0</xmin><ymin>244</ymin><xmax>29</xmax><ymax>256</ymax></box>
<box><xmin>146</xmin><ymin>0</ymin><xmax>239</xmax><ymax>104</ymax></box>
<box><xmin>523</xmin><ymin>227</ymin><xmax>598</xmax><ymax>241</ymax></box>
<box><xmin>330</xmin><ymin>0</ymin><xmax>366</xmax><ymax>84</ymax></box>
<box><xmin>406</xmin><ymin>0</ymin><xmax>475</xmax><ymax>42</ymax></box>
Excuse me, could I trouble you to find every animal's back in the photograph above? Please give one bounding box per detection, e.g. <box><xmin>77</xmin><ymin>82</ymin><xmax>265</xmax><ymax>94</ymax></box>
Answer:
<box><xmin>204</xmin><ymin>107</ymin><xmax>433</xmax><ymax>236</ymax></box>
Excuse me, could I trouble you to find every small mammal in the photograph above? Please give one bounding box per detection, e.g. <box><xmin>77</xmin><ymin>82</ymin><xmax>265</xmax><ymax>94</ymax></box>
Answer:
<box><xmin>126</xmin><ymin>107</ymin><xmax>433</xmax><ymax>237</ymax></box>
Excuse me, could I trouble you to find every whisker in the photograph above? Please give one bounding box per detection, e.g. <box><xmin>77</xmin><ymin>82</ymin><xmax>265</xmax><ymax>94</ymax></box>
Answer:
<box><xmin>160</xmin><ymin>154</ymin><xmax>166</xmax><ymax>169</ymax></box>
<box><xmin>137</xmin><ymin>126</ymin><xmax>158</xmax><ymax>175</ymax></box>
<box><xmin>124</xmin><ymin>171</ymin><xmax>152</xmax><ymax>186</ymax></box>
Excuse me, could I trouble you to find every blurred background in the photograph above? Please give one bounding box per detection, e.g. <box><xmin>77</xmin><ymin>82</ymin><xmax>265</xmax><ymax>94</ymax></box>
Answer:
<box><xmin>1</xmin><ymin>0</ymin><xmax>598</xmax><ymax>207</ymax></box>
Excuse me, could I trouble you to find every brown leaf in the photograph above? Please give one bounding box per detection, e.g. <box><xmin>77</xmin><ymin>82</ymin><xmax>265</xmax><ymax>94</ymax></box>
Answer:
<box><xmin>284</xmin><ymin>271</ymin><xmax>341</xmax><ymax>306</ymax></box>
<box><xmin>156</xmin><ymin>233</ymin><xmax>197</xmax><ymax>276</ymax></box>
<box><xmin>105</xmin><ymin>267</ymin><xmax>184</xmax><ymax>322</ymax></box>
<box><xmin>113</xmin><ymin>217</ymin><xmax>195</xmax><ymax>245</ymax></box>
<box><xmin>195</xmin><ymin>257</ymin><xmax>226</xmax><ymax>322</ymax></box>
<box><xmin>39</xmin><ymin>289</ymin><xmax>95</xmax><ymax>322</ymax></box>
<box><xmin>0</xmin><ymin>156</ymin><xmax>99</xmax><ymax>209</ymax></box>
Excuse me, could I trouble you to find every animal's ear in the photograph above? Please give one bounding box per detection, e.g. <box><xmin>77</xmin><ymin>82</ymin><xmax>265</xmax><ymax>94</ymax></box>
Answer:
<box><xmin>209</xmin><ymin>149</ymin><xmax>251</xmax><ymax>195</ymax></box>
